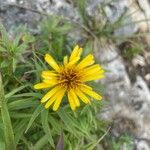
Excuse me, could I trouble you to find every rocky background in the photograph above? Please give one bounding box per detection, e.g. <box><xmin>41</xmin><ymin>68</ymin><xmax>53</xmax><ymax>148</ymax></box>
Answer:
<box><xmin>0</xmin><ymin>0</ymin><xmax>150</xmax><ymax>149</ymax></box>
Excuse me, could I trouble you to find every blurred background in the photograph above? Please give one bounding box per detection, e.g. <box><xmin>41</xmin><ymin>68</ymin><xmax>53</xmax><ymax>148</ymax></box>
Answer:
<box><xmin>0</xmin><ymin>0</ymin><xmax>150</xmax><ymax>149</ymax></box>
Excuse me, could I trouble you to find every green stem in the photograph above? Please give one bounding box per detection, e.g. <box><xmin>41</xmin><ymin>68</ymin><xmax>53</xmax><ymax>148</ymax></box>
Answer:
<box><xmin>0</xmin><ymin>73</ymin><xmax>16</xmax><ymax>150</ymax></box>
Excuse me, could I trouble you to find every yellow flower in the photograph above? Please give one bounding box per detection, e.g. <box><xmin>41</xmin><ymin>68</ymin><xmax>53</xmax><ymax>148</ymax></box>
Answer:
<box><xmin>34</xmin><ymin>45</ymin><xmax>105</xmax><ymax>111</ymax></box>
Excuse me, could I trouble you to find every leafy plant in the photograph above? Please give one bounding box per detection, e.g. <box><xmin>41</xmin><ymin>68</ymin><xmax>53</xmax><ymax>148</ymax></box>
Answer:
<box><xmin>0</xmin><ymin>24</ymin><xmax>30</xmax><ymax>74</ymax></box>
<box><xmin>0</xmin><ymin>21</ymin><xmax>109</xmax><ymax>150</ymax></box>
<box><xmin>37</xmin><ymin>15</ymin><xmax>72</xmax><ymax>60</ymax></box>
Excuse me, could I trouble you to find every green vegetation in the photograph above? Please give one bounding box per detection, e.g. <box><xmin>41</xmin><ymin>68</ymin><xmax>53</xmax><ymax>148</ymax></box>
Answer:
<box><xmin>0</xmin><ymin>21</ymin><xmax>108</xmax><ymax>149</ymax></box>
<box><xmin>107</xmin><ymin>134</ymin><xmax>134</xmax><ymax>150</ymax></box>
<box><xmin>120</xmin><ymin>40</ymin><xmax>143</xmax><ymax>60</ymax></box>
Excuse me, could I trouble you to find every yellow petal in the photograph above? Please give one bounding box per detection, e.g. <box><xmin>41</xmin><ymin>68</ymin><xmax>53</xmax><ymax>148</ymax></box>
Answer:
<box><xmin>75</xmin><ymin>89</ymin><xmax>90</xmax><ymax>104</ymax></box>
<box><xmin>70</xmin><ymin>89</ymin><xmax>80</xmax><ymax>107</ymax></box>
<box><xmin>53</xmin><ymin>89</ymin><xmax>66</xmax><ymax>111</ymax></box>
<box><xmin>63</xmin><ymin>56</ymin><xmax>68</xmax><ymax>66</ymax></box>
<box><xmin>80</xmin><ymin>86</ymin><xmax>102</xmax><ymax>100</ymax></box>
<box><xmin>45</xmin><ymin>54</ymin><xmax>60</xmax><ymax>72</ymax></box>
<box><xmin>84</xmin><ymin>64</ymin><xmax>101</xmax><ymax>71</ymax></box>
<box><xmin>69</xmin><ymin>45</ymin><xmax>83</xmax><ymax>61</ymax></box>
<box><xmin>79</xmin><ymin>84</ymin><xmax>93</xmax><ymax>90</ymax></box>
<box><xmin>34</xmin><ymin>83</ymin><xmax>51</xmax><ymax>89</ymax></box>
<box><xmin>77</xmin><ymin>48</ymin><xmax>83</xmax><ymax>57</ymax></box>
<box><xmin>41</xmin><ymin>71</ymin><xmax>57</xmax><ymax>79</ymax></box>
<box><xmin>69</xmin><ymin>45</ymin><xmax>79</xmax><ymax>60</ymax></box>
<box><xmin>67</xmin><ymin>57</ymin><xmax>80</xmax><ymax>66</ymax></box>
<box><xmin>68</xmin><ymin>91</ymin><xmax>76</xmax><ymax>111</ymax></box>
<box><xmin>77</xmin><ymin>54</ymin><xmax>94</xmax><ymax>69</ymax></box>
<box><xmin>82</xmin><ymin>74</ymin><xmax>105</xmax><ymax>82</ymax></box>
<box><xmin>45</xmin><ymin>89</ymin><xmax>65</xmax><ymax>109</ymax></box>
<box><xmin>83</xmin><ymin>64</ymin><xmax>104</xmax><ymax>75</ymax></box>
<box><xmin>43</xmin><ymin>79</ymin><xmax>57</xmax><ymax>85</ymax></box>
<box><xmin>41</xmin><ymin>86</ymin><xmax>61</xmax><ymax>103</ymax></box>
<box><xmin>44</xmin><ymin>97</ymin><xmax>56</xmax><ymax>109</ymax></box>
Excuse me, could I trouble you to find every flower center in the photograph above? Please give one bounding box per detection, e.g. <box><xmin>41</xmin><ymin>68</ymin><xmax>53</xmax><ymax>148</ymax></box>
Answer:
<box><xmin>59</xmin><ymin>68</ymin><xmax>81</xmax><ymax>89</ymax></box>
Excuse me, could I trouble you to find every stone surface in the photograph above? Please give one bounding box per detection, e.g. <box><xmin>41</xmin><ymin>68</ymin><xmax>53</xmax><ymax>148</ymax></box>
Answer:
<box><xmin>0</xmin><ymin>0</ymin><xmax>78</xmax><ymax>32</ymax></box>
<box><xmin>86</xmin><ymin>0</ymin><xmax>138</xmax><ymax>37</ymax></box>
<box><xmin>134</xmin><ymin>139</ymin><xmax>150</xmax><ymax>150</ymax></box>
<box><xmin>0</xmin><ymin>0</ymin><xmax>41</xmax><ymax>30</ymax></box>
<box><xmin>36</xmin><ymin>0</ymin><xmax>78</xmax><ymax>19</ymax></box>
<box><xmin>98</xmin><ymin>43</ymin><xmax>150</xmax><ymax>149</ymax></box>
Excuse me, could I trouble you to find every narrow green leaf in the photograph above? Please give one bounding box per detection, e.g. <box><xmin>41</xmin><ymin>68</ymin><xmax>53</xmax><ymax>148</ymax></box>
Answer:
<box><xmin>0</xmin><ymin>23</ymin><xmax>10</xmax><ymax>44</ymax></box>
<box><xmin>0</xmin><ymin>120</ymin><xmax>5</xmax><ymax>150</ymax></box>
<box><xmin>86</xmin><ymin>127</ymin><xmax>111</xmax><ymax>150</ymax></box>
<box><xmin>10</xmin><ymin>112</ymin><xmax>32</xmax><ymax>119</ymax></box>
<box><xmin>12</xmin><ymin>58</ymin><xmax>18</xmax><ymax>73</ymax></box>
<box><xmin>22</xmin><ymin>34</ymin><xmax>35</xmax><ymax>43</ymax></box>
<box><xmin>33</xmin><ymin>135</ymin><xmax>48</xmax><ymax>150</ymax></box>
<box><xmin>0</xmin><ymin>136</ymin><xmax>5</xmax><ymax>150</ymax></box>
<box><xmin>10</xmin><ymin>92</ymin><xmax>42</xmax><ymax>98</ymax></box>
<box><xmin>0</xmin><ymin>60</ymin><xmax>10</xmax><ymax>68</ymax></box>
<box><xmin>25</xmin><ymin>104</ymin><xmax>44</xmax><ymax>133</ymax></box>
<box><xmin>14</xmin><ymin>119</ymin><xmax>28</xmax><ymax>144</ymax></box>
<box><xmin>48</xmin><ymin>115</ymin><xmax>61</xmax><ymax>133</ymax></box>
<box><xmin>0</xmin><ymin>46</ymin><xmax>7</xmax><ymax>52</ymax></box>
<box><xmin>0</xmin><ymin>73</ymin><xmax>16</xmax><ymax>150</ymax></box>
<box><xmin>5</xmin><ymin>85</ymin><xmax>29</xmax><ymax>99</ymax></box>
<box><xmin>16</xmin><ymin>43</ymin><xmax>28</xmax><ymax>54</ymax></box>
<box><xmin>58</xmin><ymin>108</ymin><xmax>88</xmax><ymax>136</ymax></box>
<box><xmin>57</xmin><ymin>109</ymin><xmax>77</xmax><ymax>135</ymax></box>
<box><xmin>41</xmin><ymin>110</ymin><xmax>55</xmax><ymax>148</ymax></box>
<box><xmin>8</xmin><ymin>98</ymin><xmax>37</xmax><ymax>110</ymax></box>
<box><xmin>13</xmin><ymin>34</ymin><xmax>22</xmax><ymax>47</ymax></box>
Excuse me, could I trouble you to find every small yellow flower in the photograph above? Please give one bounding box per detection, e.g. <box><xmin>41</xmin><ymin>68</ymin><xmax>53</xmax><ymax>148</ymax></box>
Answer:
<box><xmin>34</xmin><ymin>45</ymin><xmax>105</xmax><ymax>111</ymax></box>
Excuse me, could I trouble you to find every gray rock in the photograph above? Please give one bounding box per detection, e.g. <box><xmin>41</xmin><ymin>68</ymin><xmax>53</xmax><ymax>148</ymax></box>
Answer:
<box><xmin>134</xmin><ymin>140</ymin><xmax>150</xmax><ymax>150</ymax></box>
<box><xmin>0</xmin><ymin>0</ymin><xmax>78</xmax><ymax>32</ymax></box>
<box><xmin>132</xmin><ymin>55</ymin><xmax>146</xmax><ymax>67</ymax></box>
<box><xmin>36</xmin><ymin>0</ymin><xmax>78</xmax><ymax>20</ymax></box>
<box><xmin>129</xmin><ymin>76</ymin><xmax>150</xmax><ymax>113</ymax></box>
<box><xmin>98</xmin><ymin>43</ymin><xmax>150</xmax><ymax>149</ymax></box>
<box><xmin>137</xmin><ymin>0</ymin><xmax>150</xmax><ymax>22</ymax></box>
<box><xmin>86</xmin><ymin>0</ymin><xmax>138</xmax><ymax>37</ymax></box>
<box><xmin>0</xmin><ymin>0</ymin><xmax>41</xmax><ymax>30</ymax></box>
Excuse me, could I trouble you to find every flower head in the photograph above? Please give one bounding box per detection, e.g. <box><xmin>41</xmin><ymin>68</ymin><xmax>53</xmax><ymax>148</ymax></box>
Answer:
<box><xmin>34</xmin><ymin>45</ymin><xmax>105</xmax><ymax>111</ymax></box>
